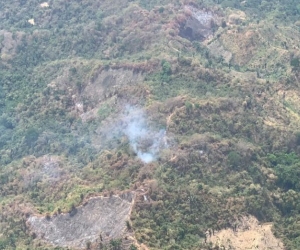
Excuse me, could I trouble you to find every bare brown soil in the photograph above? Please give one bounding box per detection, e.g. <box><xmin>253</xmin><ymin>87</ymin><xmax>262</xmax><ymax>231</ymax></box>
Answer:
<box><xmin>208</xmin><ymin>216</ymin><xmax>285</xmax><ymax>250</ymax></box>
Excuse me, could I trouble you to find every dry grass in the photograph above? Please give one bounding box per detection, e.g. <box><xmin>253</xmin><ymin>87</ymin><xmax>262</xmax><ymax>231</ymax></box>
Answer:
<box><xmin>208</xmin><ymin>216</ymin><xmax>284</xmax><ymax>249</ymax></box>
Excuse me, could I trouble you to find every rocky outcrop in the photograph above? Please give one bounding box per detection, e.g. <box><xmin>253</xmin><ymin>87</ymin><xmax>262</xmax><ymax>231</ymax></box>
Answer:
<box><xmin>179</xmin><ymin>6</ymin><xmax>216</xmax><ymax>41</ymax></box>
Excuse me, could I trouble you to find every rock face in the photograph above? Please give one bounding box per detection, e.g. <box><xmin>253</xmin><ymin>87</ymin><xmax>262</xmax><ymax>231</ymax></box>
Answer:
<box><xmin>27</xmin><ymin>192</ymin><xmax>135</xmax><ymax>249</ymax></box>
<box><xmin>180</xmin><ymin>6</ymin><xmax>215</xmax><ymax>41</ymax></box>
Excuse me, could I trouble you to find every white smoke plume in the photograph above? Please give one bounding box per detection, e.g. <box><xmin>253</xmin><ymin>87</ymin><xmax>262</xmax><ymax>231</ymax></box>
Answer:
<box><xmin>123</xmin><ymin>107</ymin><xmax>167</xmax><ymax>163</ymax></box>
<box><xmin>96</xmin><ymin>105</ymin><xmax>169</xmax><ymax>163</ymax></box>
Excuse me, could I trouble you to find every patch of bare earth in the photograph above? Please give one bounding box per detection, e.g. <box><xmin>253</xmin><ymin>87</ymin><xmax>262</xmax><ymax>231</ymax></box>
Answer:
<box><xmin>79</xmin><ymin>68</ymin><xmax>144</xmax><ymax>121</ymax></box>
<box><xmin>27</xmin><ymin>192</ymin><xmax>135</xmax><ymax>249</ymax></box>
<box><xmin>85</xmin><ymin>68</ymin><xmax>143</xmax><ymax>99</ymax></box>
<box><xmin>40</xmin><ymin>2</ymin><xmax>49</xmax><ymax>8</ymax></box>
<box><xmin>208</xmin><ymin>216</ymin><xmax>284</xmax><ymax>249</ymax></box>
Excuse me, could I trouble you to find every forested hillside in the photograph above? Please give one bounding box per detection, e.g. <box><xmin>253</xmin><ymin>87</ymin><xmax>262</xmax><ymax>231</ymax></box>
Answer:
<box><xmin>0</xmin><ymin>0</ymin><xmax>300</xmax><ymax>249</ymax></box>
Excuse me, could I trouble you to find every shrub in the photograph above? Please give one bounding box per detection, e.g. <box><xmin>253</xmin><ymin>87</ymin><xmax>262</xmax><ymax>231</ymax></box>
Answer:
<box><xmin>227</xmin><ymin>151</ymin><xmax>242</xmax><ymax>169</ymax></box>
<box><xmin>159</xmin><ymin>7</ymin><xmax>164</xmax><ymax>13</ymax></box>
<box><xmin>160</xmin><ymin>60</ymin><xmax>172</xmax><ymax>82</ymax></box>
<box><xmin>295</xmin><ymin>132</ymin><xmax>300</xmax><ymax>145</ymax></box>
<box><xmin>291</xmin><ymin>58</ymin><xmax>300</xmax><ymax>69</ymax></box>
<box><xmin>275</xmin><ymin>163</ymin><xmax>300</xmax><ymax>190</ymax></box>
<box><xmin>24</xmin><ymin>128</ymin><xmax>39</xmax><ymax>146</ymax></box>
<box><xmin>185</xmin><ymin>101</ymin><xmax>193</xmax><ymax>114</ymax></box>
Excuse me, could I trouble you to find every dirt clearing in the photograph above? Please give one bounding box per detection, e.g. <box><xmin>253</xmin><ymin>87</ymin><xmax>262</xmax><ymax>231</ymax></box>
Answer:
<box><xmin>208</xmin><ymin>216</ymin><xmax>284</xmax><ymax>249</ymax></box>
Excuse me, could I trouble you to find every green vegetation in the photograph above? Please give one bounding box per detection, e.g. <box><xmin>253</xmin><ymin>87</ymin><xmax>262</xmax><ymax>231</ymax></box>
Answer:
<box><xmin>227</xmin><ymin>151</ymin><xmax>242</xmax><ymax>169</ymax></box>
<box><xmin>204</xmin><ymin>0</ymin><xmax>300</xmax><ymax>23</ymax></box>
<box><xmin>0</xmin><ymin>0</ymin><xmax>300</xmax><ymax>249</ymax></box>
<box><xmin>98</xmin><ymin>104</ymin><xmax>116</xmax><ymax>122</ymax></box>
<box><xmin>267</xmin><ymin>153</ymin><xmax>300</xmax><ymax>191</ymax></box>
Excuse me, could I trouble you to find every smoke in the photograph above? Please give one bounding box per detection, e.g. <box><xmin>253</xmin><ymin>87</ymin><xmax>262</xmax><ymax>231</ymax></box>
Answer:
<box><xmin>121</xmin><ymin>106</ymin><xmax>168</xmax><ymax>163</ymax></box>
<box><xmin>95</xmin><ymin>105</ymin><xmax>169</xmax><ymax>163</ymax></box>
<box><xmin>122</xmin><ymin>107</ymin><xmax>167</xmax><ymax>163</ymax></box>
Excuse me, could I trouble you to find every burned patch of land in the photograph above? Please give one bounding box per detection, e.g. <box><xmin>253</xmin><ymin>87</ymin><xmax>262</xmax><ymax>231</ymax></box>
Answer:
<box><xmin>27</xmin><ymin>192</ymin><xmax>135</xmax><ymax>249</ymax></box>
